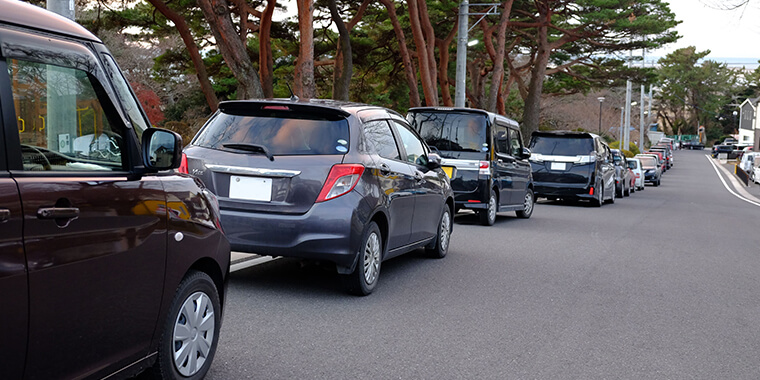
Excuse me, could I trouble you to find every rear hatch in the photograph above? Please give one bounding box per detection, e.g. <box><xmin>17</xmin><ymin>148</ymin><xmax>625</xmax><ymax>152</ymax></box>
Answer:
<box><xmin>528</xmin><ymin>132</ymin><xmax>595</xmax><ymax>184</ymax></box>
<box><xmin>185</xmin><ymin>101</ymin><xmax>350</xmax><ymax>215</ymax></box>
<box><xmin>407</xmin><ymin>109</ymin><xmax>488</xmax><ymax>193</ymax></box>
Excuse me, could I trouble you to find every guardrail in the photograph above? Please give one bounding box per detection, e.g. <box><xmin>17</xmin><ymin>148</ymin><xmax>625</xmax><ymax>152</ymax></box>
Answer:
<box><xmin>735</xmin><ymin>165</ymin><xmax>750</xmax><ymax>186</ymax></box>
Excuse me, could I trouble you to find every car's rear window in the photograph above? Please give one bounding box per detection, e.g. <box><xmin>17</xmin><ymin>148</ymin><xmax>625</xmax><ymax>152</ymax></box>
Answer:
<box><xmin>408</xmin><ymin>111</ymin><xmax>488</xmax><ymax>158</ymax></box>
<box><xmin>638</xmin><ymin>157</ymin><xmax>656</xmax><ymax>168</ymax></box>
<box><xmin>529</xmin><ymin>135</ymin><xmax>594</xmax><ymax>156</ymax></box>
<box><xmin>193</xmin><ymin>112</ymin><xmax>350</xmax><ymax>155</ymax></box>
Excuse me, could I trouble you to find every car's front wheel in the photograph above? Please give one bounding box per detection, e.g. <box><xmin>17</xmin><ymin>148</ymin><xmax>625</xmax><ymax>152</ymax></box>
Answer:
<box><xmin>426</xmin><ymin>207</ymin><xmax>452</xmax><ymax>258</ymax></box>
<box><xmin>154</xmin><ymin>271</ymin><xmax>221</xmax><ymax>380</ymax></box>
<box><xmin>342</xmin><ymin>222</ymin><xmax>382</xmax><ymax>296</ymax></box>
<box><xmin>479</xmin><ymin>190</ymin><xmax>497</xmax><ymax>226</ymax></box>
<box><xmin>516</xmin><ymin>189</ymin><xmax>534</xmax><ymax>218</ymax></box>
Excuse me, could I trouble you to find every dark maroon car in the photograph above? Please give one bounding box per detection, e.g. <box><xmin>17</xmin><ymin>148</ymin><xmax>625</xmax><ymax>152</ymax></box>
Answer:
<box><xmin>0</xmin><ymin>1</ymin><xmax>230</xmax><ymax>378</ymax></box>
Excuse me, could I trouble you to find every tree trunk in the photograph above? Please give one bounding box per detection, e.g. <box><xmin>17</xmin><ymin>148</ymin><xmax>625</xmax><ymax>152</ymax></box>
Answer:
<box><xmin>486</xmin><ymin>0</ymin><xmax>514</xmax><ymax>113</ymax></box>
<box><xmin>379</xmin><ymin>0</ymin><xmax>420</xmax><ymax>108</ymax></box>
<box><xmin>295</xmin><ymin>0</ymin><xmax>315</xmax><ymax>98</ymax></box>
<box><xmin>259</xmin><ymin>0</ymin><xmax>276</xmax><ymax>98</ymax></box>
<box><xmin>407</xmin><ymin>0</ymin><xmax>437</xmax><ymax>106</ymax></box>
<box><xmin>521</xmin><ymin>5</ymin><xmax>551</xmax><ymax>137</ymax></box>
<box><xmin>436</xmin><ymin>20</ymin><xmax>458</xmax><ymax>107</ymax></box>
<box><xmin>328</xmin><ymin>0</ymin><xmax>352</xmax><ymax>101</ymax></box>
<box><xmin>197</xmin><ymin>0</ymin><xmax>264</xmax><ymax>99</ymax></box>
<box><xmin>146</xmin><ymin>0</ymin><xmax>219</xmax><ymax>110</ymax></box>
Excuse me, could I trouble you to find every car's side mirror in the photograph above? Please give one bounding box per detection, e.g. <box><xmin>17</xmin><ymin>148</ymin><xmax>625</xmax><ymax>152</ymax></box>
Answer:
<box><xmin>427</xmin><ymin>152</ymin><xmax>442</xmax><ymax>170</ymax></box>
<box><xmin>142</xmin><ymin>128</ymin><xmax>182</xmax><ymax>171</ymax></box>
<box><xmin>521</xmin><ymin>147</ymin><xmax>531</xmax><ymax>159</ymax></box>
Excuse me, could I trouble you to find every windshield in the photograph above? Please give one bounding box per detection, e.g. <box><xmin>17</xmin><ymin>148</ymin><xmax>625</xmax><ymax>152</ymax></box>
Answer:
<box><xmin>193</xmin><ymin>112</ymin><xmax>350</xmax><ymax>156</ymax></box>
<box><xmin>638</xmin><ymin>157</ymin><xmax>656</xmax><ymax>168</ymax></box>
<box><xmin>627</xmin><ymin>160</ymin><xmax>638</xmax><ymax>169</ymax></box>
<box><xmin>529</xmin><ymin>135</ymin><xmax>594</xmax><ymax>156</ymax></box>
<box><xmin>408</xmin><ymin>111</ymin><xmax>487</xmax><ymax>159</ymax></box>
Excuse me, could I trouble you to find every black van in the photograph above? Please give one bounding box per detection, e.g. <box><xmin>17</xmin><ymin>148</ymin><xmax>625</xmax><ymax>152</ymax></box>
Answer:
<box><xmin>528</xmin><ymin>131</ymin><xmax>616</xmax><ymax>206</ymax></box>
<box><xmin>407</xmin><ymin>107</ymin><xmax>534</xmax><ymax>225</ymax></box>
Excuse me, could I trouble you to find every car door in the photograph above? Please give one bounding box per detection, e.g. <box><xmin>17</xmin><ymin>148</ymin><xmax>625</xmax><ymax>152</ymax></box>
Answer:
<box><xmin>0</xmin><ymin>76</ymin><xmax>27</xmax><ymax>379</ymax></box>
<box><xmin>1</xmin><ymin>29</ymin><xmax>167</xmax><ymax>379</ymax></box>
<box><xmin>361</xmin><ymin>119</ymin><xmax>416</xmax><ymax>250</ymax></box>
<box><xmin>492</xmin><ymin>122</ymin><xmax>514</xmax><ymax>205</ymax></box>
<box><xmin>508</xmin><ymin>127</ymin><xmax>531</xmax><ymax>205</ymax></box>
<box><xmin>391</xmin><ymin>119</ymin><xmax>443</xmax><ymax>244</ymax></box>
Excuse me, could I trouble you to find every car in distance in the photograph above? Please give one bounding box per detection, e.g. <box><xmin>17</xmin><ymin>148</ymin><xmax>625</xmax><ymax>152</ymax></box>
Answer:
<box><xmin>711</xmin><ymin>144</ymin><xmax>738</xmax><ymax>159</ymax></box>
<box><xmin>635</xmin><ymin>155</ymin><xmax>662</xmax><ymax>186</ymax></box>
<box><xmin>611</xmin><ymin>149</ymin><xmax>633</xmax><ymax>197</ymax></box>
<box><xmin>184</xmin><ymin>100</ymin><xmax>455</xmax><ymax>295</ymax></box>
<box><xmin>407</xmin><ymin>107</ymin><xmax>534</xmax><ymax>225</ymax></box>
<box><xmin>682</xmin><ymin>140</ymin><xmax>704</xmax><ymax>150</ymax></box>
<box><xmin>0</xmin><ymin>1</ymin><xmax>230</xmax><ymax>378</ymax></box>
<box><xmin>528</xmin><ymin>131</ymin><xmax>616</xmax><ymax>206</ymax></box>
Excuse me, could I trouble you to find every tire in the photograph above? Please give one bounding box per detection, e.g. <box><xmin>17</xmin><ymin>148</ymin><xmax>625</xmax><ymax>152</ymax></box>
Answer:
<box><xmin>426</xmin><ymin>207</ymin><xmax>452</xmax><ymax>258</ymax></box>
<box><xmin>624</xmin><ymin>184</ymin><xmax>630</xmax><ymax>196</ymax></box>
<box><xmin>592</xmin><ymin>183</ymin><xmax>603</xmax><ymax>207</ymax></box>
<box><xmin>655</xmin><ymin>179</ymin><xmax>660</xmax><ymax>187</ymax></box>
<box><xmin>342</xmin><ymin>222</ymin><xmax>382</xmax><ymax>296</ymax></box>
<box><xmin>479</xmin><ymin>190</ymin><xmax>497</xmax><ymax>226</ymax></box>
<box><xmin>516</xmin><ymin>189</ymin><xmax>535</xmax><ymax>219</ymax></box>
<box><xmin>153</xmin><ymin>271</ymin><xmax>221</xmax><ymax>380</ymax></box>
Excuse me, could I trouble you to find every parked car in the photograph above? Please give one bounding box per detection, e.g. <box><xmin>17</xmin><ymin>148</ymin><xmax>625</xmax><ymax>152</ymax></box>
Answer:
<box><xmin>407</xmin><ymin>107</ymin><xmax>534</xmax><ymax>225</ymax></box>
<box><xmin>528</xmin><ymin>131</ymin><xmax>616</xmax><ymax>206</ymax></box>
<box><xmin>645</xmin><ymin>151</ymin><xmax>667</xmax><ymax>172</ymax></box>
<box><xmin>711</xmin><ymin>144</ymin><xmax>739</xmax><ymax>159</ymax></box>
<box><xmin>627</xmin><ymin>158</ymin><xmax>645</xmax><ymax>191</ymax></box>
<box><xmin>611</xmin><ymin>149</ymin><xmax>633</xmax><ymax>197</ymax></box>
<box><xmin>0</xmin><ymin>1</ymin><xmax>231</xmax><ymax>378</ymax></box>
<box><xmin>682</xmin><ymin>140</ymin><xmax>705</xmax><ymax>150</ymax></box>
<box><xmin>739</xmin><ymin>152</ymin><xmax>760</xmax><ymax>180</ymax></box>
<box><xmin>735</xmin><ymin>146</ymin><xmax>753</xmax><ymax>160</ymax></box>
<box><xmin>184</xmin><ymin>100</ymin><xmax>455</xmax><ymax>295</ymax></box>
<box><xmin>649</xmin><ymin>145</ymin><xmax>673</xmax><ymax>168</ymax></box>
<box><xmin>635</xmin><ymin>155</ymin><xmax>662</xmax><ymax>186</ymax></box>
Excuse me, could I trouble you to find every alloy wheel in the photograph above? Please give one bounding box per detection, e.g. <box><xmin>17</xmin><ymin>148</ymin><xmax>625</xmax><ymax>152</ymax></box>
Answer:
<box><xmin>363</xmin><ymin>232</ymin><xmax>381</xmax><ymax>284</ymax></box>
<box><xmin>439</xmin><ymin>210</ymin><xmax>451</xmax><ymax>252</ymax></box>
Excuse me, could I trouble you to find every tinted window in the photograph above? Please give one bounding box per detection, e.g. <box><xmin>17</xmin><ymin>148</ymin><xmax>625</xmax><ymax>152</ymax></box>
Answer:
<box><xmin>494</xmin><ymin>124</ymin><xmax>509</xmax><ymax>154</ymax></box>
<box><xmin>194</xmin><ymin>112</ymin><xmax>349</xmax><ymax>156</ymax></box>
<box><xmin>529</xmin><ymin>136</ymin><xmax>594</xmax><ymax>156</ymax></box>
<box><xmin>508</xmin><ymin>128</ymin><xmax>522</xmax><ymax>157</ymax></box>
<box><xmin>101</xmin><ymin>54</ymin><xmax>149</xmax><ymax>139</ymax></box>
<box><xmin>408</xmin><ymin>111</ymin><xmax>487</xmax><ymax>155</ymax></box>
<box><xmin>627</xmin><ymin>160</ymin><xmax>638</xmax><ymax>169</ymax></box>
<box><xmin>394</xmin><ymin>121</ymin><xmax>427</xmax><ymax>166</ymax></box>
<box><xmin>363</xmin><ymin>120</ymin><xmax>400</xmax><ymax>160</ymax></box>
<box><xmin>9</xmin><ymin>59</ymin><xmax>125</xmax><ymax>171</ymax></box>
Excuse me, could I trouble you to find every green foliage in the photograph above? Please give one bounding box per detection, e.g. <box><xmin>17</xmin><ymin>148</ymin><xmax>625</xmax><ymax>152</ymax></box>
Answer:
<box><xmin>621</xmin><ymin>149</ymin><xmax>634</xmax><ymax>158</ymax></box>
<box><xmin>610</xmin><ymin>141</ymin><xmax>640</xmax><ymax>155</ymax></box>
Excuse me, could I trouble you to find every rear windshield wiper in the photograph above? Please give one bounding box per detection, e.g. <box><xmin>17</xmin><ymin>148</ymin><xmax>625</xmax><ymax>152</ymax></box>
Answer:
<box><xmin>222</xmin><ymin>143</ymin><xmax>274</xmax><ymax>161</ymax></box>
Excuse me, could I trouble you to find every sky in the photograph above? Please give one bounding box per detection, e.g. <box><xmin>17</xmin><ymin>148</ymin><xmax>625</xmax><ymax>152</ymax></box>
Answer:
<box><xmin>649</xmin><ymin>0</ymin><xmax>760</xmax><ymax>64</ymax></box>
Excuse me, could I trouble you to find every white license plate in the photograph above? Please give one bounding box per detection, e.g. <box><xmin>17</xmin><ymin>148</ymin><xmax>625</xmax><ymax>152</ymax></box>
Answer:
<box><xmin>550</xmin><ymin>162</ymin><xmax>566</xmax><ymax>171</ymax></box>
<box><xmin>229</xmin><ymin>176</ymin><xmax>272</xmax><ymax>201</ymax></box>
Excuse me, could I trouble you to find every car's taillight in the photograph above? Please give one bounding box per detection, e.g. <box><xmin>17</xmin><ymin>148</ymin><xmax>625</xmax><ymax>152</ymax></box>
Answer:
<box><xmin>478</xmin><ymin>161</ymin><xmax>490</xmax><ymax>177</ymax></box>
<box><xmin>178</xmin><ymin>153</ymin><xmax>188</xmax><ymax>174</ymax></box>
<box><xmin>316</xmin><ymin>164</ymin><xmax>365</xmax><ymax>203</ymax></box>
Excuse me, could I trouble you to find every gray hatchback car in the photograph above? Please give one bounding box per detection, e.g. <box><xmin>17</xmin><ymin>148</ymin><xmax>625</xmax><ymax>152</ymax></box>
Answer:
<box><xmin>183</xmin><ymin>100</ymin><xmax>455</xmax><ymax>295</ymax></box>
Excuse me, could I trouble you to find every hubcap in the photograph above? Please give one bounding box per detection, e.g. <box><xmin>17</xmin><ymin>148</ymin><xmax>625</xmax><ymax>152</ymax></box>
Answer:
<box><xmin>363</xmin><ymin>232</ymin><xmax>381</xmax><ymax>284</ymax></box>
<box><xmin>440</xmin><ymin>211</ymin><xmax>451</xmax><ymax>251</ymax></box>
<box><xmin>523</xmin><ymin>193</ymin><xmax>533</xmax><ymax>215</ymax></box>
<box><xmin>172</xmin><ymin>291</ymin><xmax>215</xmax><ymax>377</ymax></box>
<box><xmin>488</xmin><ymin>195</ymin><xmax>496</xmax><ymax>222</ymax></box>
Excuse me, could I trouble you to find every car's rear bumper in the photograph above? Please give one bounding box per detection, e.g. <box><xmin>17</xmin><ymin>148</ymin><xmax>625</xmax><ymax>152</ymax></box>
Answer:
<box><xmin>220</xmin><ymin>192</ymin><xmax>367</xmax><ymax>268</ymax></box>
<box><xmin>534</xmin><ymin>182</ymin><xmax>594</xmax><ymax>200</ymax></box>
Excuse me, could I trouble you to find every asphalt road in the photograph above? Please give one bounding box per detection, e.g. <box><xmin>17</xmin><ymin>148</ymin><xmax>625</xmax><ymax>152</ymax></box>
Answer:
<box><xmin>205</xmin><ymin>150</ymin><xmax>760</xmax><ymax>379</ymax></box>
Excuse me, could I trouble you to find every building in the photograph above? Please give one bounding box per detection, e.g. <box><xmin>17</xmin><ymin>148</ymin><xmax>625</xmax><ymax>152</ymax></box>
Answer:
<box><xmin>738</xmin><ymin>97</ymin><xmax>759</xmax><ymax>149</ymax></box>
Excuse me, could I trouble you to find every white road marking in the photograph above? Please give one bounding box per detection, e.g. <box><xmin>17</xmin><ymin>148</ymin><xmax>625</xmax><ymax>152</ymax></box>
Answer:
<box><xmin>705</xmin><ymin>155</ymin><xmax>760</xmax><ymax>207</ymax></box>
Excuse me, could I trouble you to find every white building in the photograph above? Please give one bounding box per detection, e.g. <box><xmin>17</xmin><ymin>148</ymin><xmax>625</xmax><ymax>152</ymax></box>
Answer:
<box><xmin>738</xmin><ymin>97</ymin><xmax>759</xmax><ymax>148</ymax></box>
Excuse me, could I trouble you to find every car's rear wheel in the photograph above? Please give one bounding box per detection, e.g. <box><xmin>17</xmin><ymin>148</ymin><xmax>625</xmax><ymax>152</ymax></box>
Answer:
<box><xmin>426</xmin><ymin>207</ymin><xmax>452</xmax><ymax>258</ymax></box>
<box><xmin>593</xmin><ymin>183</ymin><xmax>603</xmax><ymax>207</ymax></box>
<box><xmin>479</xmin><ymin>190</ymin><xmax>497</xmax><ymax>226</ymax></box>
<box><xmin>342</xmin><ymin>222</ymin><xmax>382</xmax><ymax>296</ymax></box>
<box><xmin>153</xmin><ymin>271</ymin><xmax>220</xmax><ymax>380</ymax></box>
<box><xmin>516</xmin><ymin>189</ymin><xmax>534</xmax><ymax>219</ymax></box>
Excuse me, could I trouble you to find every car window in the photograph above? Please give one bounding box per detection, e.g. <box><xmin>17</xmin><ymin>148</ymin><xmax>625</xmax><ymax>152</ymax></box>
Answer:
<box><xmin>530</xmin><ymin>135</ymin><xmax>594</xmax><ymax>156</ymax></box>
<box><xmin>494</xmin><ymin>124</ymin><xmax>509</xmax><ymax>154</ymax></box>
<box><xmin>363</xmin><ymin>120</ymin><xmax>400</xmax><ymax>160</ymax></box>
<box><xmin>508</xmin><ymin>128</ymin><xmax>522</xmax><ymax>157</ymax></box>
<box><xmin>8</xmin><ymin>59</ymin><xmax>125</xmax><ymax>171</ymax></box>
<box><xmin>408</xmin><ymin>111</ymin><xmax>487</xmax><ymax>158</ymax></box>
<box><xmin>393</xmin><ymin>121</ymin><xmax>427</xmax><ymax>166</ymax></box>
<box><xmin>101</xmin><ymin>54</ymin><xmax>150</xmax><ymax>139</ymax></box>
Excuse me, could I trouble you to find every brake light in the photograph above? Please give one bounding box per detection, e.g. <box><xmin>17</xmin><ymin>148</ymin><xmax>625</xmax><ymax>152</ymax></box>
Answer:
<box><xmin>263</xmin><ymin>105</ymin><xmax>290</xmax><ymax>111</ymax></box>
<box><xmin>479</xmin><ymin>161</ymin><xmax>490</xmax><ymax>177</ymax></box>
<box><xmin>178</xmin><ymin>153</ymin><xmax>188</xmax><ymax>174</ymax></box>
<box><xmin>316</xmin><ymin>164</ymin><xmax>365</xmax><ymax>202</ymax></box>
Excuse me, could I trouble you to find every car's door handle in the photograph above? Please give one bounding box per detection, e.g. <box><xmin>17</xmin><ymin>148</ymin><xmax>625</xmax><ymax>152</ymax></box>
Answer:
<box><xmin>37</xmin><ymin>207</ymin><xmax>80</xmax><ymax>220</ymax></box>
<box><xmin>0</xmin><ymin>209</ymin><xmax>10</xmax><ymax>222</ymax></box>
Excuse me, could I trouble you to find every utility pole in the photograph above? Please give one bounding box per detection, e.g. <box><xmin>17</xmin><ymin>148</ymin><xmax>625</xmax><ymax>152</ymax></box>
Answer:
<box><xmin>639</xmin><ymin>85</ymin><xmax>645</xmax><ymax>150</ymax></box>
<box><xmin>47</xmin><ymin>0</ymin><xmax>74</xmax><ymax>19</ymax></box>
<box><xmin>597</xmin><ymin>97</ymin><xmax>605</xmax><ymax>135</ymax></box>
<box><xmin>46</xmin><ymin>0</ymin><xmax>76</xmax><ymax>154</ymax></box>
<box><xmin>454</xmin><ymin>0</ymin><xmax>469</xmax><ymax>107</ymax></box>
<box><xmin>624</xmin><ymin>80</ymin><xmax>632</xmax><ymax>150</ymax></box>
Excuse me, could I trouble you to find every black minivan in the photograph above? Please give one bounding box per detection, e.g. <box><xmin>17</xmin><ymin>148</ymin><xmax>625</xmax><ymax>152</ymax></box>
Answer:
<box><xmin>407</xmin><ymin>107</ymin><xmax>534</xmax><ymax>226</ymax></box>
<box><xmin>528</xmin><ymin>131</ymin><xmax>616</xmax><ymax>206</ymax></box>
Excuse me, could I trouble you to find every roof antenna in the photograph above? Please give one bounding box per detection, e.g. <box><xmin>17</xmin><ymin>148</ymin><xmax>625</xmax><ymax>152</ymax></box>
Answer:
<box><xmin>286</xmin><ymin>83</ymin><xmax>299</xmax><ymax>101</ymax></box>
